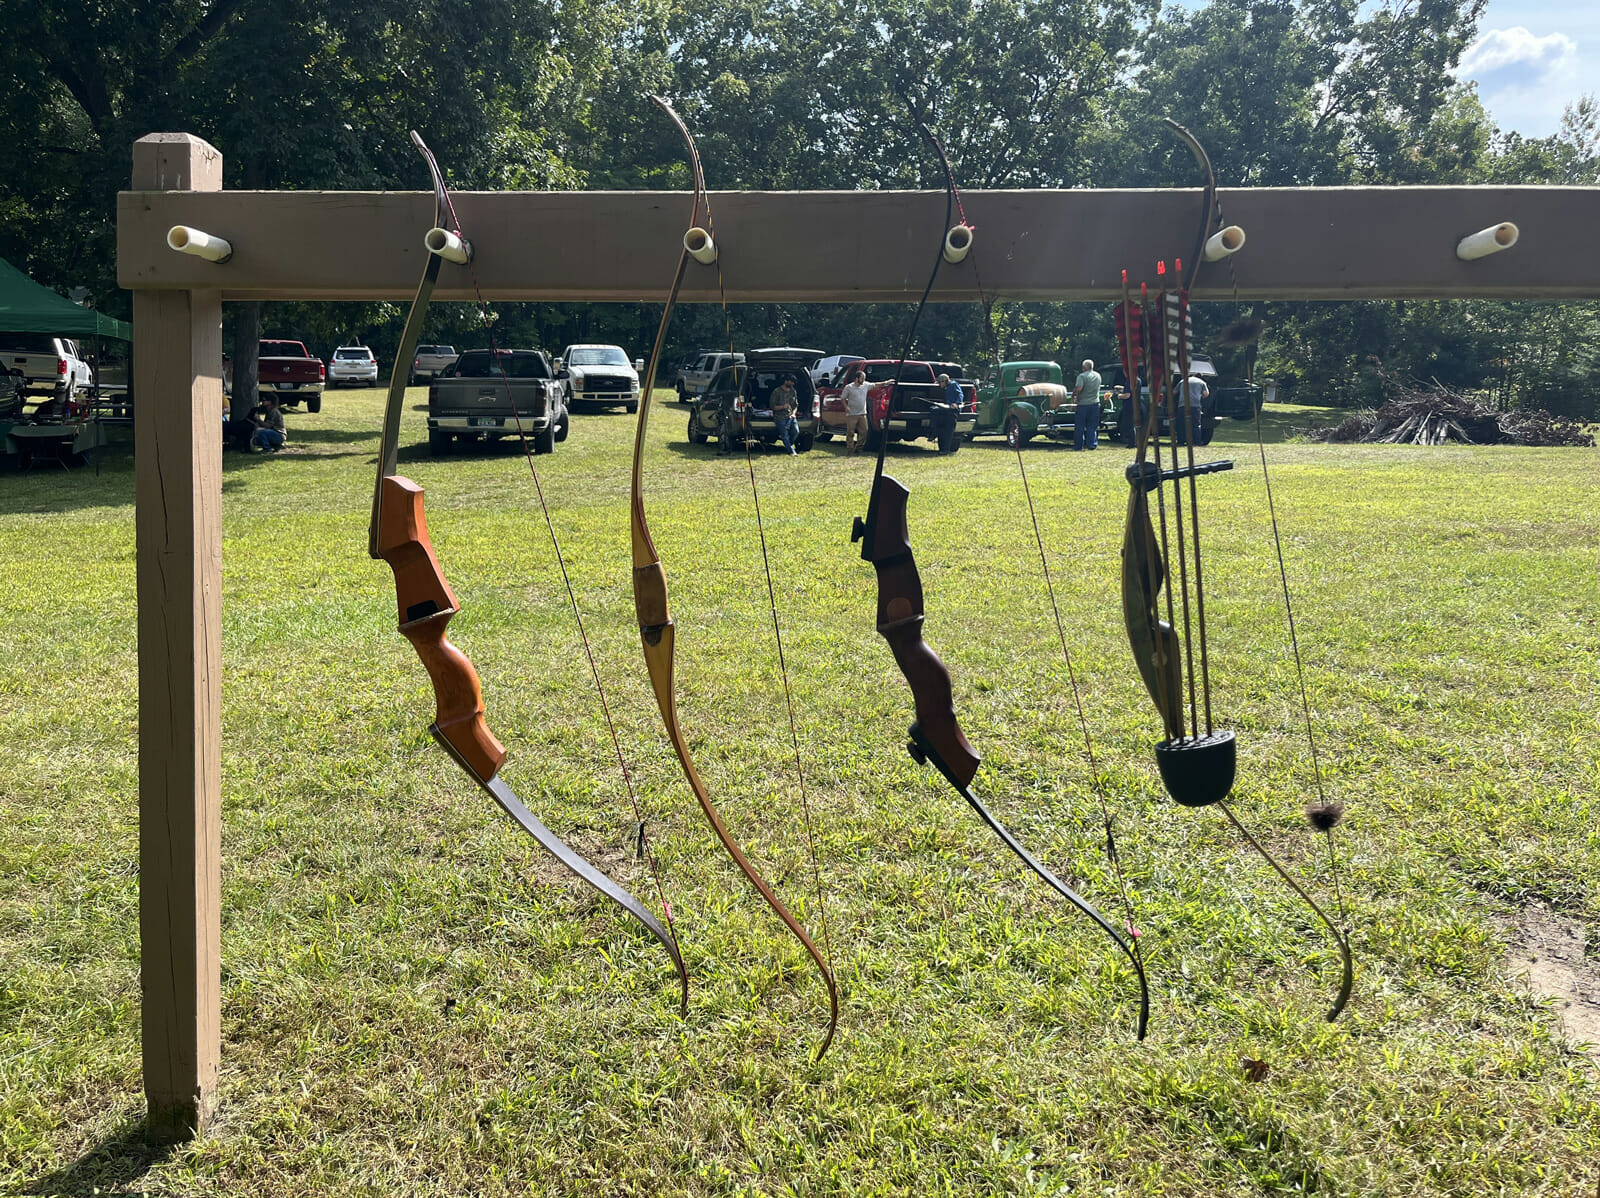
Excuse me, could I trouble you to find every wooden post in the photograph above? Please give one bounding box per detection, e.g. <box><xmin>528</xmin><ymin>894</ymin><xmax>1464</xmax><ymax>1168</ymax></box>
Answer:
<box><xmin>130</xmin><ymin>133</ymin><xmax>224</xmax><ymax>1142</ymax></box>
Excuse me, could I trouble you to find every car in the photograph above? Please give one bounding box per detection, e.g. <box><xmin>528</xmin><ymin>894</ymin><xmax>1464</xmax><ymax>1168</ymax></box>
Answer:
<box><xmin>409</xmin><ymin>344</ymin><xmax>459</xmax><ymax>384</ymax></box>
<box><xmin>1212</xmin><ymin>380</ymin><xmax>1264</xmax><ymax>419</ymax></box>
<box><xmin>328</xmin><ymin>345</ymin><xmax>378</xmax><ymax>386</ymax></box>
<box><xmin>809</xmin><ymin>353</ymin><xmax>864</xmax><ymax>390</ymax></box>
<box><xmin>687</xmin><ymin>347</ymin><xmax>823</xmax><ymax>453</ymax></box>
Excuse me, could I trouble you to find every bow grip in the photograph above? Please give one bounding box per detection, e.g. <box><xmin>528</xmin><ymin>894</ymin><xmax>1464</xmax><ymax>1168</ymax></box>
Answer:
<box><xmin>376</xmin><ymin>475</ymin><xmax>508</xmax><ymax>784</ymax></box>
<box><xmin>856</xmin><ymin>475</ymin><xmax>980</xmax><ymax>787</ymax></box>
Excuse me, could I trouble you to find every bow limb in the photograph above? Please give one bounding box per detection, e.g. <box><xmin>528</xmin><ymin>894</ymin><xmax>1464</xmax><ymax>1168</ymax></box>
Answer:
<box><xmin>632</xmin><ymin>96</ymin><xmax>838</xmax><ymax>1060</ymax></box>
<box><xmin>371</xmin><ymin>132</ymin><xmax>687</xmax><ymax>1015</ymax></box>
<box><xmin>850</xmin><ymin>122</ymin><xmax>1147</xmax><ymax>1039</ymax></box>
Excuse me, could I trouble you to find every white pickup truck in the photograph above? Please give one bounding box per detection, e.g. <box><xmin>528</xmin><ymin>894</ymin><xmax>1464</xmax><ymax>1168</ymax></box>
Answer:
<box><xmin>556</xmin><ymin>344</ymin><xmax>641</xmax><ymax>412</ymax></box>
<box><xmin>0</xmin><ymin>333</ymin><xmax>93</xmax><ymax>398</ymax></box>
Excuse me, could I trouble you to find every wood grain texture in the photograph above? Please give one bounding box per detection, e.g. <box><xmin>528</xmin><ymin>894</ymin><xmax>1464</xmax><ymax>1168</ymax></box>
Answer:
<box><xmin>118</xmin><ymin>184</ymin><xmax>1600</xmax><ymax>301</ymax></box>
<box><xmin>131</xmin><ymin>132</ymin><xmax>223</xmax><ymax>1144</ymax></box>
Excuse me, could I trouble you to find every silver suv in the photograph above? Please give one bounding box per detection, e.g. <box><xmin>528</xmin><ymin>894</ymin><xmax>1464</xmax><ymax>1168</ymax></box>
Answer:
<box><xmin>329</xmin><ymin>345</ymin><xmax>378</xmax><ymax>386</ymax></box>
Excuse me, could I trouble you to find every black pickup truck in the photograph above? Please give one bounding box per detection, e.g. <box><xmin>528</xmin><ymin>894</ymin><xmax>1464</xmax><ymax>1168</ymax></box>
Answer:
<box><xmin>426</xmin><ymin>349</ymin><xmax>569</xmax><ymax>456</ymax></box>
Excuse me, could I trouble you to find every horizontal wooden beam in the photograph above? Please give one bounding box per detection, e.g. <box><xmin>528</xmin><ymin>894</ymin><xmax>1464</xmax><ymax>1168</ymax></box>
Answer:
<box><xmin>118</xmin><ymin>186</ymin><xmax>1600</xmax><ymax>302</ymax></box>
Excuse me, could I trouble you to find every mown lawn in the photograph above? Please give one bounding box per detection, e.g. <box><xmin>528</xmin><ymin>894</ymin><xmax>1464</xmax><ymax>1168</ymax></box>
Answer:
<box><xmin>1</xmin><ymin>387</ymin><xmax>1596</xmax><ymax>1196</ymax></box>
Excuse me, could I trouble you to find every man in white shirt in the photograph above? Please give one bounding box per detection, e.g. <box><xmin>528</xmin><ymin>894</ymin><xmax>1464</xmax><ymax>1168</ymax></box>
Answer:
<box><xmin>1179</xmin><ymin>372</ymin><xmax>1210</xmax><ymax>445</ymax></box>
<box><xmin>840</xmin><ymin>370</ymin><xmax>870</xmax><ymax>455</ymax></box>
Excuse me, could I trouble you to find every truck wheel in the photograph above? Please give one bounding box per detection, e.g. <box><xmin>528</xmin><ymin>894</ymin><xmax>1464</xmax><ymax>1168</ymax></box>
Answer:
<box><xmin>554</xmin><ymin>407</ymin><xmax>570</xmax><ymax>442</ymax></box>
<box><xmin>429</xmin><ymin>429</ymin><xmax>453</xmax><ymax>456</ymax></box>
<box><xmin>688</xmin><ymin>410</ymin><xmax>708</xmax><ymax>444</ymax></box>
<box><xmin>796</xmin><ymin>433</ymin><xmax>814</xmax><ymax>453</ymax></box>
<box><xmin>626</xmin><ymin>399</ymin><xmax>639</xmax><ymax>414</ymax></box>
<box><xmin>937</xmin><ymin>422</ymin><xmax>960</xmax><ymax>454</ymax></box>
<box><xmin>1004</xmin><ymin>416</ymin><xmax>1029</xmax><ymax>449</ymax></box>
<box><xmin>677</xmin><ymin>383</ymin><xmax>689</xmax><ymax>403</ymax></box>
<box><xmin>533</xmin><ymin>426</ymin><xmax>555</xmax><ymax>455</ymax></box>
<box><xmin>306</xmin><ymin>393</ymin><xmax>322</xmax><ymax>414</ymax></box>
<box><xmin>865</xmin><ymin>428</ymin><xmax>883</xmax><ymax>453</ymax></box>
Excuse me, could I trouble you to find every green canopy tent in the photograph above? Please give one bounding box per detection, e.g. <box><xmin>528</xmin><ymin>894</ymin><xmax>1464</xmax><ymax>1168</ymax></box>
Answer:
<box><xmin>0</xmin><ymin>256</ymin><xmax>130</xmax><ymax>339</ymax></box>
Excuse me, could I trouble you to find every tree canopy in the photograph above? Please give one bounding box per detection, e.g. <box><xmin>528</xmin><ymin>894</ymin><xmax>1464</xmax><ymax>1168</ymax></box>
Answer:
<box><xmin>2</xmin><ymin>0</ymin><xmax>1595</xmax><ymax>411</ymax></box>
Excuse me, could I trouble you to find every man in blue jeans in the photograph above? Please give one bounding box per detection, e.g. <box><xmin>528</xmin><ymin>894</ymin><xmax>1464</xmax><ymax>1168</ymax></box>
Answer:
<box><xmin>251</xmin><ymin>394</ymin><xmax>286</xmax><ymax>452</ymax></box>
<box><xmin>1071</xmin><ymin>359</ymin><xmax>1102</xmax><ymax>450</ymax></box>
<box><xmin>771</xmin><ymin>375</ymin><xmax>800</xmax><ymax>454</ymax></box>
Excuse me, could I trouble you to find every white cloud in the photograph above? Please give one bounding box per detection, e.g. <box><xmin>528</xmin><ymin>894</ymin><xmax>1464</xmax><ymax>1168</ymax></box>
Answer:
<box><xmin>1455</xmin><ymin>25</ymin><xmax>1587</xmax><ymax>135</ymax></box>
<box><xmin>1459</xmin><ymin>26</ymin><xmax>1578</xmax><ymax>91</ymax></box>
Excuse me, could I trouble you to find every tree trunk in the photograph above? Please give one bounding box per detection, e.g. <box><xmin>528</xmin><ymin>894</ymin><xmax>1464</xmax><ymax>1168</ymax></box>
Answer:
<box><xmin>234</xmin><ymin>301</ymin><xmax>261</xmax><ymax>419</ymax></box>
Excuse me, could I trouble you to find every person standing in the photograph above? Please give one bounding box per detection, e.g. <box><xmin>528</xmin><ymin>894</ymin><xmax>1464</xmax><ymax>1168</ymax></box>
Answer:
<box><xmin>1072</xmin><ymin>358</ymin><xmax>1103</xmax><ymax>450</ymax></box>
<box><xmin>771</xmin><ymin>374</ymin><xmax>800</xmax><ymax>454</ymax></box>
<box><xmin>1179</xmin><ymin>370</ymin><xmax>1210</xmax><ymax>446</ymax></box>
<box><xmin>840</xmin><ymin>369</ymin><xmax>870</xmax><ymax>455</ymax></box>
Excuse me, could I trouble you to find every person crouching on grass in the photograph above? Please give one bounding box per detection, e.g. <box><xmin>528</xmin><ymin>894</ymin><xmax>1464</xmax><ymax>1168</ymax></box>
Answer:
<box><xmin>252</xmin><ymin>394</ymin><xmax>286</xmax><ymax>453</ymax></box>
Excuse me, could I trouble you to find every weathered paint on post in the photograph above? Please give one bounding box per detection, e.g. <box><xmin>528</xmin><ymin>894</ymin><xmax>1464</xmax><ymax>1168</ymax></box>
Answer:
<box><xmin>131</xmin><ymin>132</ymin><xmax>224</xmax><ymax>1143</ymax></box>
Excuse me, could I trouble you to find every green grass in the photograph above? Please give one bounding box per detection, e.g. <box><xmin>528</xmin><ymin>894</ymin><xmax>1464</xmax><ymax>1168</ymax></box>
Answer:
<box><xmin>2</xmin><ymin>391</ymin><xmax>1596</xmax><ymax>1196</ymax></box>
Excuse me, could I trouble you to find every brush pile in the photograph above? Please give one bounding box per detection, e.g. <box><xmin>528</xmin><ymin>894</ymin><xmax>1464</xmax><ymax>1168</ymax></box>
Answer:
<box><xmin>1303</xmin><ymin>380</ymin><xmax>1594</xmax><ymax>447</ymax></box>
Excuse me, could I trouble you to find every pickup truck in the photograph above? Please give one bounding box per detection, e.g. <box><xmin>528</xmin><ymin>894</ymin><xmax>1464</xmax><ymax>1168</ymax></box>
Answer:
<box><xmin>817</xmin><ymin>359</ymin><xmax>971</xmax><ymax>453</ymax></box>
<box><xmin>676</xmin><ymin>350</ymin><xmax>743</xmax><ymax>402</ymax></box>
<box><xmin>556</xmin><ymin>344</ymin><xmax>640</xmax><ymax>412</ymax></box>
<box><xmin>428</xmin><ymin>348</ymin><xmax>568</xmax><ymax>456</ymax></box>
<box><xmin>0</xmin><ymin>333</ymin><xmax>93</xmax><ymax>398</ymax></box>
<box><xmin>970</xmin><ymin>360</ymin><xmax>1120</xmax><ymax>448</ymax></box>
<box><xmin>409</xmin><ymin>344</ymin><xmax>459</xmax><ymax>384</ymax></box>
<box><xmin>258</xmin><ymin>339</ymin><xmax>325</xmax><ymax>412</ymax></box>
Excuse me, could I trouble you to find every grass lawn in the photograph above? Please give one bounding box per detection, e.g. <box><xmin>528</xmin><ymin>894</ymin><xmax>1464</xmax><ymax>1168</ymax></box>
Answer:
<box><xmin>1</xmin><ymin>388</ymin><xmax>1596</xmax><ymax>1196</ymax></box>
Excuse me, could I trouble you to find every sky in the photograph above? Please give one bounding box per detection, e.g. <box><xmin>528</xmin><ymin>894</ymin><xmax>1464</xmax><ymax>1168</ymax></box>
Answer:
<box><xmin>1459</xmin><ymin>0</ymin><xmax>1597</xmax><ymax>138</ymax></box>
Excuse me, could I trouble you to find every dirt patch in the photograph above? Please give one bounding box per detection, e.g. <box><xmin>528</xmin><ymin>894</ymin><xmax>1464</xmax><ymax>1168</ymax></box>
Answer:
<box><xmin>1506</xmin><ymin>905</ymin><xmax>1600</xmax><ymax>1060</ymax></box>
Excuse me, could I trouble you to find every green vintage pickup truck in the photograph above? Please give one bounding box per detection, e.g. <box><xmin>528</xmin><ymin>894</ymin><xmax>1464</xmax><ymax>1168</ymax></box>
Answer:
<box><xmin>970</xmin><ymin>361</ymin><xmax>1121</xmax><ymax>448</ymax></box>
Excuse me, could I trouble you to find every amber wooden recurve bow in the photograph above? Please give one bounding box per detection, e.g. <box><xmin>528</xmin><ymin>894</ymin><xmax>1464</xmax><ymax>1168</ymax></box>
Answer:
<box><xmin>370</xmin><ymin>131</ymin><xmax>687</xmax><ymax>1013</ymax></box>
<box><xmin>852</xmin><ymin>126</ymin><xmax>1148</xmax><ymax>1040</ymax></box>
<box><xmin>631</xmin><ymin>98</ymin><xmax>838</xmax><ymax>1060</ymax></box>
<box><xmin>1118</xmin><ymin>118</ymin><xmax>1351</xmax><ymax>1021</ymax></box>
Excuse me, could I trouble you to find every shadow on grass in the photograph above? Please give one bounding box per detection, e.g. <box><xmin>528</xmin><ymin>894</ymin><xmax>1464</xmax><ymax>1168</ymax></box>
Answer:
<box><xmin>22</xmin><ymin>1114</ymin><xmax>176</xmax><ymax>1196</ymax></box>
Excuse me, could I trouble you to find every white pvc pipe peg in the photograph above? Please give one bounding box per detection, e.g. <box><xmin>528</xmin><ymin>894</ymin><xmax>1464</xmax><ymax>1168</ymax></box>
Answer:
<box><xmin>166</xmin><ymin>225</ymin><xmax>232</xmax><ymax>263</ymax></box>
<box><xmin>684</xmin><ymin>226</ymin><xmax>717</xmax><ymax>264</ymax></box>
<box><xmin>1456</xmin><ymin>222</ymin><xmax>1519</xmax><ymax>261</ymax></box>
<box><xmin>424</xmin><ymin>227</ymin><xmax>473</xmax><ymax>264</ymax></box>
<box><xmin>1203</xmin><ymin>225</ymin><xmax>1246</xmax><ymax>261</ymax></box>
<box><xmin>943</xmin><ymin>223</ymin><xmax>974</xmax><ymax>264</ymax></box>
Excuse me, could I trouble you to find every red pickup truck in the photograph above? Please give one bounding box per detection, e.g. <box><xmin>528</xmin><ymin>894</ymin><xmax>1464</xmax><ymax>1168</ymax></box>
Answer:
<box><xmin>816</xmin><ymin>358</ymin><xmax>974</xmax><ymax>453</ymax></box>
<box><xmin>257</xmin><ymin>339</ymin><xmax>325</xmax><ymax>412</ymax></box>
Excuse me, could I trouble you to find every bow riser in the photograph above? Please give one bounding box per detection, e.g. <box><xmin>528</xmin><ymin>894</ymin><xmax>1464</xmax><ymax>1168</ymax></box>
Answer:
<box><xmin>855</xmin><ymin>475</ymin><xmax>981</xmax><ymax>788</ymax></box>
<box><xmin>1120</xmin><ymin>485</ymin><xmax>1185</xmax><ymax>744</ymax></box>
<box><xmin>376</xmin><ymin>474</ymin><xmax>507</xmax><ymax>784</ymax></box>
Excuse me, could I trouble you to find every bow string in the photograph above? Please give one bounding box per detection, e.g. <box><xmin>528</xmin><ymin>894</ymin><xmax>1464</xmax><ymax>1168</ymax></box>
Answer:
<box><xmin>631</xmin><ymin>96</ymin><xmax>839</xmax><ymax>1061</ymax></box>
<box><xmin>371</xmin><ymin>131</ymin><xmax>688</xmax><ymax>1016</ymax></box>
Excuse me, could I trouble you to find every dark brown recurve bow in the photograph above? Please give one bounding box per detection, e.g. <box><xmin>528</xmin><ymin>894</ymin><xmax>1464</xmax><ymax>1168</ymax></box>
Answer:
<box><xmin>630</xmin><ymin>97</ymin><xmax>839</xmax><ymax>1060</ymax></box>
<box><xmin>850</xmin><ymin>121</ymin><xmax>1149</xmax><ymax>1040</ymax></box>
<box><xmin>370</xmin><ymin>131</ymin><xmax>687</xmax><ymax>1014</ymax></box>
<box><xmin>1119</xmin><ymin>117</ymin><xmax>1352</xmax><ymax>1021</ymax></box>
